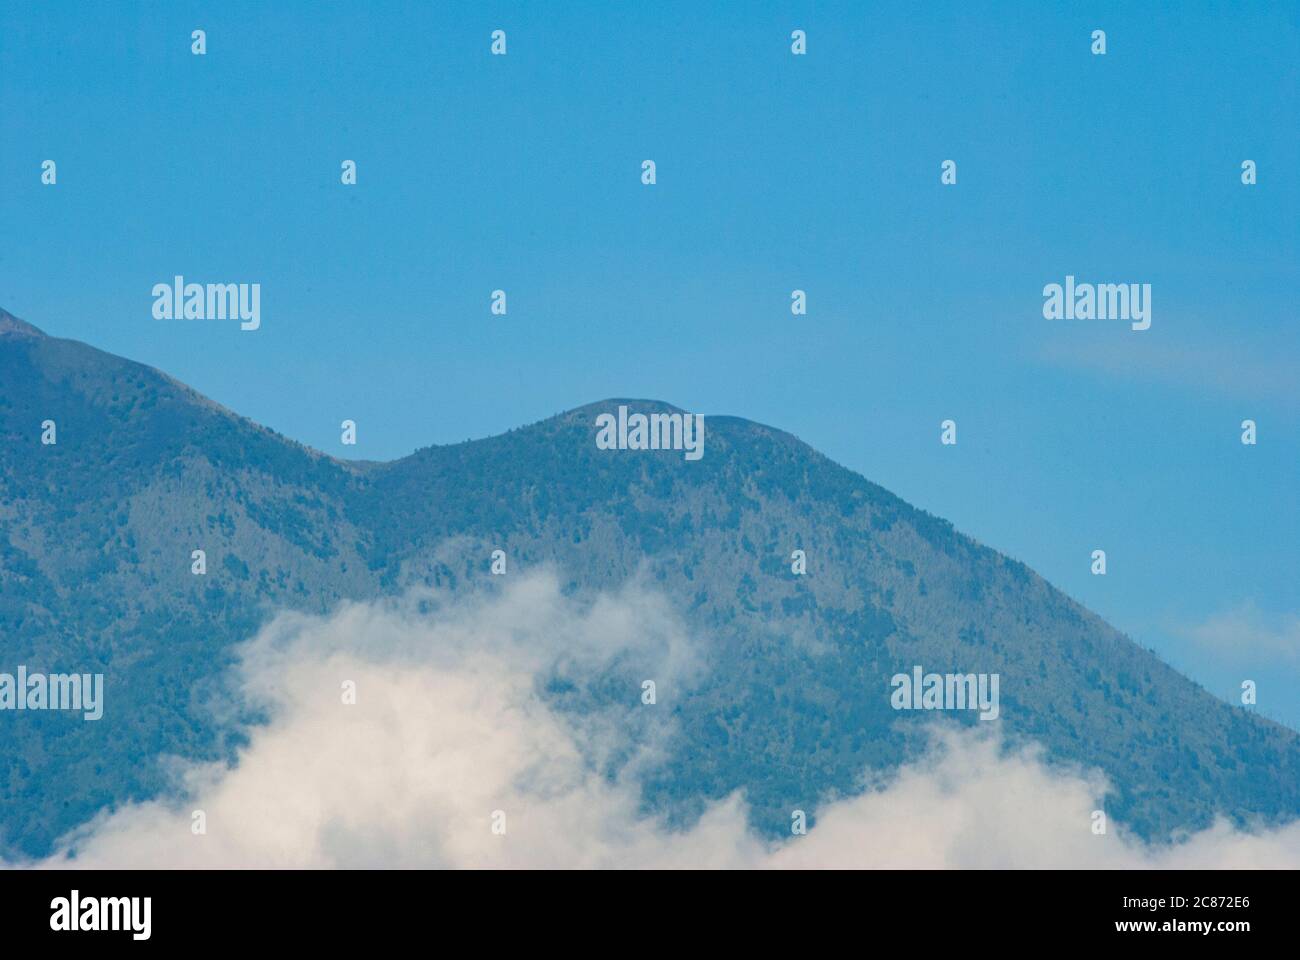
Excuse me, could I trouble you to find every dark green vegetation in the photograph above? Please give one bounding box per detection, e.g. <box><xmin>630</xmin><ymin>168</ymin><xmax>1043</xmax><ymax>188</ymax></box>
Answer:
<box><xmin>2</xmin><ymin>308</ymin><xmax>1298</xmax><ymax>857</ymax></box>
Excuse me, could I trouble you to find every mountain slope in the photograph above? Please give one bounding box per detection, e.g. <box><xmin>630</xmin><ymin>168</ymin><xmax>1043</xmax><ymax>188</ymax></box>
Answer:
<box><xmin>2</xmin><ymin>308</ymin><xmax>1298</xmax><ymax>857</ymax></box>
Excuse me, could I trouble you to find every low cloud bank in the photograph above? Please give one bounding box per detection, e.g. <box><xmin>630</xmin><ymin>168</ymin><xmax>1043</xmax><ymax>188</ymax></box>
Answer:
<box><xmin>15</xmin><ymin>574</ymin><xmax>1300</xmax><ymax>869</ymax></box>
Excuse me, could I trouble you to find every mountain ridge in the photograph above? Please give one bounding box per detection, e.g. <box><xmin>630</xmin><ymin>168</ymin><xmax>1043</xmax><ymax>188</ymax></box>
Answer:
<box><xmin>2</xmin><ymin>309</ymin><xmax>1297</xmax><ymax>858</ymax></box>
<box><xmin>0</xmin><ymin>308</ymin><xmax>46</xmax><ymax>340</ymax></box>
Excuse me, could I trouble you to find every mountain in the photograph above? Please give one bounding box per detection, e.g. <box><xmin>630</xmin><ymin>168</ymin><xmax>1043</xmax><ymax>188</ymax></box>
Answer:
<box><xmin>2</xmin><ymin>307</ymin><xmax>1298</xmax><ymax>858</ymax></box>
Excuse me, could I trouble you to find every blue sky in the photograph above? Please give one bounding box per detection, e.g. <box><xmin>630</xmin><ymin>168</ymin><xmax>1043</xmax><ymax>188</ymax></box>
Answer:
<box><xmin>2</xmin><ymin>1</ymin><xmax>1297</xmax><ymax>724</ymax></box>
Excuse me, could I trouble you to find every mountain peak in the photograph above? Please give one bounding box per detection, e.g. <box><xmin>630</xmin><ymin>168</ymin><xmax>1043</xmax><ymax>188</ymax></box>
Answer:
<box><xmin>3</xmin><ymin>307</ymin><xmax>1298</xmax><ymax>857</ymax></box>
<box><xmin>0</xmin><ymin>308</ymin><xmax>46</xmax><ymax>339</ymax></box>
<box><xmin>567</xmin><ymin>398</ymin><xmax>690</xmax><ymax>417</ymax></box>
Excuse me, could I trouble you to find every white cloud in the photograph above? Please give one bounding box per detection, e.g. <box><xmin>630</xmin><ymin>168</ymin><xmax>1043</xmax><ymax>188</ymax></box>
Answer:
<box><xmin>1037</xmin><ymin>334</ymin><xmax>1300</xmax><ymax>411</ymax></box>
<box><xmin>1164</xmin><ymin>601</ymin><xmax>1300</xmax><ymax>729</ymax></box>
<box><xmin>1185</xmin><ymin>602</ymin><xmax>1300</xmax><ymax>666</ymax></box>
<box><xmin>761</xmin><ymin>730</ymin><xmax>1300</xmax><ymax>869</ymax></box>
<box><xmin>10</xmin><ymin>573</ymin><xmax>1300</xmax><ymax>869</ymax></box>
